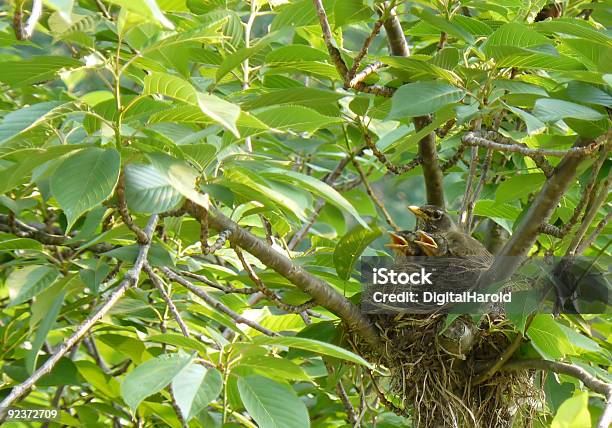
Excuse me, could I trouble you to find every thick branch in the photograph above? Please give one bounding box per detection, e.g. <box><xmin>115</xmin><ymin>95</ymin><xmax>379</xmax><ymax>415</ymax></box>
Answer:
<box><xmin>480</xmin><ymin>138</ymin><xmax>592</xmax><ymax>285</ymax></box>
<box><xmin>415</xmin><ymin>116</ymin><xmax>445</xmax><ymax>208</ymax></box>
<box><xmin>186</xmin><ymin>203</ymin><xmax>382</xmax><ymax>351</ymax></box>
<box><xmin>501</xmin><ymin>359</ymin><xmax>612</xmax><ymax>428</ymax></box>
<box><xmin>0</xmin><ymin>215</ymin><xmax>158</xmax><ymax>421</ymax></box>
<box><xmin>382</xmin><ymin>9</ymin><xmax>445</xmax><ymax>207</ymax></box>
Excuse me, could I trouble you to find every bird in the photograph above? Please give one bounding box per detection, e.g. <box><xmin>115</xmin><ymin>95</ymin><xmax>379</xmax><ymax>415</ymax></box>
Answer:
<box><xmin>386</xmin><ymin>230</ymin><xmax>425</xmax><ymax>257</ymax></box>
<box><xmin>407</xmin><ymin>205</ymin><xmax>493</xmax><ymax>263</ymax></box>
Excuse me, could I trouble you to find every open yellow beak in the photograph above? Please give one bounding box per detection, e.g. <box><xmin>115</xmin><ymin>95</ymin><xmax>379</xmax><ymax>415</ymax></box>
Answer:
<box><xmin>414</xmin><ymin>230</ymin><xmax>437</xmax><ymax>249</ymax></box>
<box><xmin>408</xmin><ymin>205</ymin><xmax>428</xmax><ymax>219</ymax></box>
<box><xmin>385</xmin><ymin>232</ymin><xmax>408</xmax><ymax>249</ymax></box>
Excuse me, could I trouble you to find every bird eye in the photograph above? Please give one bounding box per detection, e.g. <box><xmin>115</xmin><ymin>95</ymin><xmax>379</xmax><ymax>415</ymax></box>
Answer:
<box><xmin>432</xmin><ymin>211</ymin><xmax>442</xmax><ymax>220</ymax></box>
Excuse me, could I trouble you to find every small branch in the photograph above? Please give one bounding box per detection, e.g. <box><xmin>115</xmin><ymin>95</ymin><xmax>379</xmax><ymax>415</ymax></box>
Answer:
<box><xmin>474</xmin><ymin>315</ymin><xmax>532</xmax><ymax>385</ymax></box>
<box><xmin>336</xmin><ymin>378</ymin><xmax>358</xmax><ymax>425</ymax></box>
<box><xmin>116</xmin><ymin>172</ymin><xmax>149</xmax><ymax>244</ymax></box>
<box><xmin>311</xmin><ymin>0</ymin><xmax>349</xmax><ymax>79</ymax></box>
<box><xmin>348</xmin><ymin>21</ymin><xmax>384</xmax><ymax>80</ymax></box>
<box><xmin>441</xmin><ymin>140</ymin><xmax>467</xmax><ymax>171</ymax></box>
<box><xmin>348</xmin><ymin>61</ymin><xmax>385</xmax><ymax>88</ymax></box>
<box><xmin>234</xmin><ymin>246</ymin><xmax>317</xmax><ymax>313</ymax></box>
<box><xmin>0</xmin><ymin>215</ymin><xmax>159</xmax><ymax>421</ymax></box>
<box><xmin>14</xmin><ymin>0</ymin><xmax>42</xmax><ymax>40</ymax></box>
<box><xmin>363</xmin><ymin>130</ymin><xmax>422</xmax><ymax>175</ymax></box>
<box><xmin>480</xmin><ymin>137</ymin><xmax>593</xmax><ymax>286</ymax></box>
<box><xmin>94</xmin><ymin>0</ymin><xmax>112</xmax><ymax>19</ymax></box>
<box><xmin>204</xmin><ymin>229</ymin><xmax>232</xmax><ymax>255</ymax></box>
<box><xmin>176</xmin><ymin>270</ymin><xmax>258</xmax><ymax>294</ymax></box>
<box><xmin>501</xmin><ymin>359</ymin><xmax>612</xmax><ymax>428</ymax></box>
<box><xmin>459</xmin><ymin>145</ymin><xmax>479</xmax><ymax>230</ymax></box>
<box><xmin>437</xmin><ymin>32</ymin><xmax>447</xmax><ymax>50</ymax></box>
<box><xmin>463</xmin><ymin>132</ymin><xmax>599</xmax><ymax>158</ymax></box>
<box><xmin>567</xmin><ymin>170</ymin><xmax>612</xmax><ymax>256</ymax></box>
<box><xmin>161</xmin><ymin>267</ymin><xmax>278</xmax><ymax>336</ymax></box>
<box><xmin>0</xmin><ymin>214</ymin><xmax>112</xmax><ymax>252</ymax></box>
<box><xmin>145</xmin><ymin>264</ymin><xmax>190</xmax><ymax>338</ymax></box>
<box><xmin>352</xmin><ymin>158</ymin><xmax>399</xmax><ymax>231</ymax></box>
<box><xmin>538</xmin><ymin>223</ymin><xmax>563</xmax><ymax>238</ymax></box>
<box><xmin>288</xmin><ymin>151</ymin><xmax>359</xmax><ymax>250</ymax></box>
<box><xmin>468</xmin><ymin>148</ymin><xmax>493</xmax><ymax>232</ymax></box>
<box><xmin>185</xmin><ymin>202</ymin><xmax>383</xmax><ymax>352</ymax></box>
<box><xmin>576</xmin><ymin>211</ymin><xmax>612</xmax><ymax>255</ymax></box>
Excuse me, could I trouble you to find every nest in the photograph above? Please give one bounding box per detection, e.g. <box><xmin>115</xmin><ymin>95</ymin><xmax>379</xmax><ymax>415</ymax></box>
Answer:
<box><xmin>353</xmin><ymin>313</ymin><xmax>541</xmax><ymax>428</ymax></box>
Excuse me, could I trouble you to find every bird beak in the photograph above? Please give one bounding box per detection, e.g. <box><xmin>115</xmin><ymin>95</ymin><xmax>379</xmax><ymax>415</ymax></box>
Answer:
<box><xmin>414</xmin><ymin>230</ymin><xmax>437</xmax><ymax>250</ymax></box>
<box><xmin>385</xmin><ymin>232</ymin><xmax>408</xmax><ymax>249</ymax></box>
<box><xmin>408</xmin><ymin>205</ymin><xmax>428</xmax><ymax>219</ymax></box>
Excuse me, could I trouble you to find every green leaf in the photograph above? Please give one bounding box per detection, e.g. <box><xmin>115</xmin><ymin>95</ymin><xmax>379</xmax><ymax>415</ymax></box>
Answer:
<box><xmin>551</xmin><ymin>392</ymin><xmax>590</xmax><ymax>428</ymax></box>
<box><xmin>417</xmin><ymin>10</ymin><xmax>474</xmax><ymax>44</ymax></box>
<box><xmin>144</xmin><ymin>72</ymin><xmax>240</xmax><ymax>137</ymax></box>
<box><xmin>389</xmin><ymin>82</ymin><xmax>465</xmax><ymax>118</ymax></box>
<box><xmin>505</xmin><ymin>104</ymin><xmax>546</xmax><ymax>135</ymax></box>
<box><xmin>50</xmin><ymin>148</ymin><xmax>121</xmax><ymax>232</ymax></box>
<box><xmin>495</xmin><ymin>174</ymin><xmax>546</xmax><ymax>203</ymax></box>
<box><xmin>237</xmin><ymin>375</ymin><xmax>310</xmax><ymax>428</ymax></box>
<box><xmin>253</xmin><ymin>336</ymin><xmax>373</xmax><ymax>368</ymax></box>
<box><xmin>528</xmin><ymin>315</ymin><xmax>573</xmax><ymax>360</ymax></box>
<box><xmin>0</xmin><ymin>102</ymin><xmax>64</xmax><ymax>145</ymax></box>
<box><xmin>483</xmin><ymin>22</ymin><xmax>550</xmax><ymax>56</ymax></box>
<box><xmin>235</xmin><ymin>356</ymin><xmax>310</xmax><ymax>381</ymax></box>
<box><xmin>26</xmin><ymin>289</ymin><xmax>66</xmax><ymax>373</ymax></box>
<box><xmin>334</xmin><ymin>0</ymin><xmax>371</xmax><ymax>28</ymax></box>
<box><xmin>260</xmin><ymin>168</ymin><xmax>367</xmax><ymax>227</ymax></box>
<box><xmin>0</xmin><ymin>238</ymin><xmax>43</xmax><ymax>252</ymax></box>
<box><xmin>103</xmin><ymin>243</ymin><xmax>175</xmax><ymax>267</ymax></box>
<box><xmin>566</xmin><ymin>82</ymin><xmax>612</xmax><ymax>107</ymax></box>
<box><xmin>124</xmin><ymin>163</ymin><xmax>183</xmax><ymax>213</ymax></box>
<box><xmin>533</xmin><ymin>99</ymin><xmax>604</xmax><ymax>122</ymax></box>
<box><xmin>121</xmin><ymin>353</ymin><xmax>195</xmax><ymax>411</ymax></box>
<box><xmin>253</xmin><ymin>105</ymin><xmax>341</xmax><ymax>133</ymax></box>
<box><xmin>108</xmin><ymin>0</ymin><xmax>175</xmax><ymax>29</ymax></box>
<box><xmin>0</xmin><ymin>57</ymin><xmax>82</xmax><ymax>87</ymax></box>
<box><xmin>333</xmin><ymin>224</ymin><xmax>381</xmax><ymax>280</ymax></box>
<box><xmin>172</xmin><ymin>365</ymin><xmax>222</xmax><ymax>421</ymax></box>
<box><xmin>147</xmin><ymin>153</ymin><xmax>209</xmax><ymax>209</ymax></box>
<box><xmin>8</xmin><ymin>265</ymin><xmax>60</xmax><ymax>307</ymax></box>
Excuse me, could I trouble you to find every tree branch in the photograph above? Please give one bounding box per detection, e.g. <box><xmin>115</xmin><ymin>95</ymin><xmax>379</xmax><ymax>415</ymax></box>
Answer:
<box><xmin>381</xmin><ymin>5</ymin><xmax>446</xmax><ymax>206</ymax></box>
<box><xmin>160</xmin><ymin>267</ymin><xmax>278</xmax><ymax>337</ymax></box>
<box><xmin>145</xmin><ymin>263</ymin><xmax>190</xmax><ymax>337</ymax></box>
<box><xmin>352</xmin><ymin>158</ymin><xmax>399</xmax><ymax>231</ymax></box>
<box><xmin>362</xmin><ymin>129</ymin><xmax>422</xmax><ymax>175</ymax></box>
<box><xmin>311</xmin><ymin>0</ymin><xmax>349</xmax><ymax>79</ymax></box>
<box><xmin>463</xmin><ymin>132</ymin><xmax>599</xmax><ymax>158</ymax></box>
<box><xmin>234</xmin><ymin>246</ymin><xmax>317</xmax><ymax>313</ymax></box>
<box><xmin>501</xmin><ymin>359</ymin><xmax>612</xmax><ymax>428</ymax></box>
<box><xmin>480</xmin><ymin>137</ymin><xmax>593</xmax><ymax>285</ymax></box>
<box><xmin>0</xmin><ymin>214</ymin><xmax>112</xmax><ymax>252</ymax></box>
<box><xmin>0</xmin><ymin>215</ymin><xmax>159</xmax><ymax>422</ymax></box>
<box><xmin>348</xmin><ymin>21</ymin><xmax>384</xmax><ymax>80</ymax></box>
<box><xmin>185</xmin><ymin>202</ymin><xmax>383</xmax><ymax>352</ymax></box>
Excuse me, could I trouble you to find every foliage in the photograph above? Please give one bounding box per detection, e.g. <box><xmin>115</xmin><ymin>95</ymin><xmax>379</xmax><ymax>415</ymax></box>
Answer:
<box><xmin>0</xmin><ymin>0</ymin><xmax>610</xmax><ymax>427</ymax></box>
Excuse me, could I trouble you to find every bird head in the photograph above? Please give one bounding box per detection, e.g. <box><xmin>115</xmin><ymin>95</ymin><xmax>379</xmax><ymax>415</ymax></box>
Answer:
<box><xmin>408</xmin><ymin>205</ymin><xmax>455</xmax><ymax>233</ymax></box>
<box><xmin>386</xmin><ymin>230</ymin><xmax>418</xmax><ymax>257</ymax></box>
